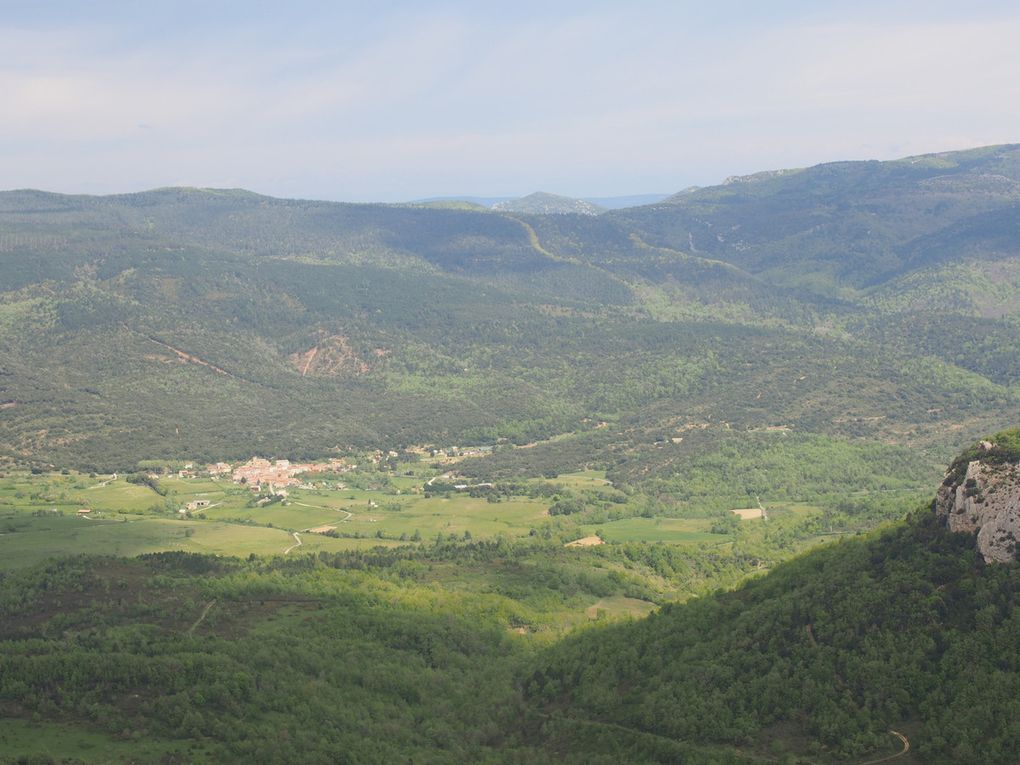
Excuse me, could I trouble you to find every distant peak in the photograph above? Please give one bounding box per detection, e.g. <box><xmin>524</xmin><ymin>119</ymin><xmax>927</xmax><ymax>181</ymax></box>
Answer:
<box><xmin>493</xmin><ymin>192</ymin><xmax>604</xmax><ymax>216</ymax></box>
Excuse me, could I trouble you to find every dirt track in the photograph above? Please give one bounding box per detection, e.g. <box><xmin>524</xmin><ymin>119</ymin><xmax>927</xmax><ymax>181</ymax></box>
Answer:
<box><xmin>284</xmin><ymin>531</ymin><xmax>302</xmax><ymax>554</ymax></box>
<box><xmin>186</xmin><ymin>600</ymin><xmax>217</xmax><ymax>635</ymax></box>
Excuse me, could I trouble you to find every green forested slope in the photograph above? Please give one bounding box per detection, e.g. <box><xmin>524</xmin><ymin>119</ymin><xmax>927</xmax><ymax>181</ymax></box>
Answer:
<box><xmin>2</xmin><ymin>145</ymin><xmax>1020</xmax><ymax>485</ymax></box>
<box><xmin>1</xmin><ymin>458</ymin><xmax>1017</xmax><ymax>764</ymax></box>
<box><xmin>610</xmin><ymin>143</ymin><xmax>1020</xmax><ymax>290</ymax></box>
<box><xmin>525</xmin><ymin>510</ymin><xmax>1020</xmax><ymax>764</ymax></box>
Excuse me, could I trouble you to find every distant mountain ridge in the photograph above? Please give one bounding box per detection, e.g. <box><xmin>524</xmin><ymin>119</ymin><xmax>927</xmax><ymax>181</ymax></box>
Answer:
<box><xmin>492</xmin><ymin>191</ymin><xmax>604</xmax><ymax>215</ymax></box>
<box><xmin>2</xmin><ymin>143</ymin><xmax>1020</xmax><ymax>471</ymax></box>
<box><xmin>614</xmin><ymin>143</ymin><xmax>1020</xmax><ymax>290</ymax></box>
<box><xmin>412</xmin><ymin>192</ymin><xmax>670</xmax><ymax>211</ymax></box>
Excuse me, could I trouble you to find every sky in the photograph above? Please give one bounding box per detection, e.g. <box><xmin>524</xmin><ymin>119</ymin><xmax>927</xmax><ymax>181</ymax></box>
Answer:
<box><xmin>2</xmin><ymin>1</ymin><xmax>1019</xmax><ymax>202</ymax></box>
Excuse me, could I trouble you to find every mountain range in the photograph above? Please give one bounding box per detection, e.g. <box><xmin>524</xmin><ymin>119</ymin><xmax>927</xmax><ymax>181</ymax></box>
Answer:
<box><xmin>2</xmin><ymin>144</ymin><xmax>1020</xmax><ymax>764</ymax></box>
<box><xmin>411</xmin><ymin>192</ymin><xmax>669</xmax><ymax>210</ymax></box>
<box><xmin>1</xmin><ymin>144</ymin><xmax>1019</xmax><ymax>478</ymax></box>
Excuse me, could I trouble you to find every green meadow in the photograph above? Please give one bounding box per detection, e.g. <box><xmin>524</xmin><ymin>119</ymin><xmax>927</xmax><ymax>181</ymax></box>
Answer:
<box><xmin>0</xmin><ymin>513</ymin><xmax>406</xmax><ymax>570</ymax></box>
<box><xmin>0</xmin><ymin>467</ymin><xmax>558</xmax><ymax>569</ymax></box>
<box><xmin>0</xmin><ymin>465</ymin><xmax>911</xmax><ymax>578</ymax></box>
<box><xmin>584</xmin><ymin>516</ymin><xmax>724</xmax><ymax>544</ymax></box>
<box><xmin>0</xmin><ymin>718</ymin><xmax>191</xmax><ymax>764</ymax></box>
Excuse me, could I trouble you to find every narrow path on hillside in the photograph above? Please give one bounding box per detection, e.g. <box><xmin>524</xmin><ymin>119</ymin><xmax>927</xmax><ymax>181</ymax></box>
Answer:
<box><xmin>299</xmin><ymin>346</ymin><xmax>319</xmax><ymax>376</ymax></box>
<box><xmin>120</xmin><ymin>323</ymin><xmax>261</xmax><ymax>385</ymax></box>
<box><xmin>291</xmin><ymin>501</ymin><xmax>352</xmax><ymax>521</ymax></box>
<box><xmin>858</xmin><ymin>731</ymin><xmax>909</xmax><ymax>765</ymax></box>
<box><xmin>87</xmin><ymin>473</ymin><xmax>118</xmax><ymax>489</ymax></box>
<box><xmin>509</xmin><ymin>217</ymin><xmax>564</xmax><ymax>261</ymax></box>
<box><xmin>506</xmin><ymin>216</ymin><xmax>634</xmax><ymax>294</ymax></box>
<box><xmin>630</xmin><ymin>232</ymin><xmax>757</xmax><ymax>277</ymax></box>
<box><xmin>536</xmin><ymin>713</ymin><xmax>910</xmax><ymax>765</ymax></box>
<box><xmin>186</xmin><ymin>599</ymin><xmax>217</xmax><ymax>635</ymax></box>
<box><xmin>142</xmin><ymin>335</ymin><xmax>234</xmax><ymax>377</ymax></box>
<box><xmin>284</xmin><ymin>531</ymin><xmax>302</xmax><ymax>554</ymax></box>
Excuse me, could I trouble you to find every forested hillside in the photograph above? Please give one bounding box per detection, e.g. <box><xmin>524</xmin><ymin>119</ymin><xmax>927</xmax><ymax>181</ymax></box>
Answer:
<box><xmin>611</xmin><ymin>144</ymin><xmax>1020</xmax><ymax>290</ymax></box>
<box><xmin>523</xmin><ymin>508</ymin><xmax>1020</xmax><ymax>764</ymax></box>
<box><xmin>2</xmin><ymin>436</ymin><xmax>1018</xmax><ymax>764</ymax></box>
<box><xmin>1</xmin><ymin>145</ymin><xmax>1019</xmax><ymax>492</ymax></box>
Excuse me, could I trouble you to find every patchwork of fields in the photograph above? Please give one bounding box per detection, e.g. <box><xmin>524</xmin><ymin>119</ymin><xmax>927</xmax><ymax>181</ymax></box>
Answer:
<box><xmin>1</xmin><ymin>466</ymin><xmax>728</xmax><ymax>567</ymax></box>
<box><xmin>0</xmin><ymin>460</ymin><xmax>891</xmax><ymax>582</ymax></box>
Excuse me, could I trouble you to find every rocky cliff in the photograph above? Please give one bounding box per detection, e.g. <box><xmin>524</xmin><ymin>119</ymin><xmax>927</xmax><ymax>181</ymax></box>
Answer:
<box><xmin>936</xmin><ymin>430</ymin><xmax>1020</xmax><ymax>563</ymax></box>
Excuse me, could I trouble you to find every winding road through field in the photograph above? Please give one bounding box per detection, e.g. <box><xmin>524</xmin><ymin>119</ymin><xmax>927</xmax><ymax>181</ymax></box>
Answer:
<box><xmin>291</xmin><ymin>501</ymin><xmax>352</xmax><ymax>521</ymax></box>
<box><xmin>284</xmin><ymin>531</ymin><xmax>302</xmax><ymax>554</ymax></box>
<box><xmin>87</xmin><ymin>473</ymin><xmax>118</xmax><ymax>489</ymax></box>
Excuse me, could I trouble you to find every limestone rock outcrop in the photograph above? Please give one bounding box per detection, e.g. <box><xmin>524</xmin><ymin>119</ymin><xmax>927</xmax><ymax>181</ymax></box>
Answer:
<box><xmin>935</xmin><ymin>440</ymin><xmax>1020</xmax><ymax>564</ymax></box>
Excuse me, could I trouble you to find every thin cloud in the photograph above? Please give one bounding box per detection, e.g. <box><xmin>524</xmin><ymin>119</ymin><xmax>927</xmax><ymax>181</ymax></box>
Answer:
<box><xmin>0</xmin><ymin>6</ymin><xmax>1018</xmax><ymax>200</ymax></box>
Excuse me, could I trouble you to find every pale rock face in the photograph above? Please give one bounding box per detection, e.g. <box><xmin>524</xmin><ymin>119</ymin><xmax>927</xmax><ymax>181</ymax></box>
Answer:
<box><xmin>935</xmin><ymin>459</ymin><xmax>1020</xmax><ymax>563</ymax></box>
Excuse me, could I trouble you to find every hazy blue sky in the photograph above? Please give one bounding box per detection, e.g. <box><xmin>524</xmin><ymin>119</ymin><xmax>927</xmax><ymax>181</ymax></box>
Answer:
<box><xmin>3</xmin><ymin>1</ymin><xmax>1019</xmax><ymax>201</ymax></box>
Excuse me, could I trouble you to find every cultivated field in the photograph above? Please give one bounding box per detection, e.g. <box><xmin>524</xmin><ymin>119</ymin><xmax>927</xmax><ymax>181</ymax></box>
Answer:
<box><xmin>0</xmin><ymin>467</ymin><xmax>574</xmax><ymax>569</ymax></box>
<box><xmin>0</xmin><ymin>467</ymin><xmax>857</xmax><ymax>574</ymax></box>
<box><xmin>583</xmin><ymin>517</ymin><xmax>724</xmax><ymax>544</ymax></box>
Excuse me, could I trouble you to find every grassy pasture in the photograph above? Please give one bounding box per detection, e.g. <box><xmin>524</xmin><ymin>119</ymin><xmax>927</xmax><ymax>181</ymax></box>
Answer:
<box><xmin>0</xmin><ymin>718</ymin><xmax>191</xmax><ymax>764</ymax></box>
<box><xmin>585</xmin><ymin>595</ymin><xmax>658</xmax><ymax>620</ymax></box>
<box><xmin>202</xmin><ymin>501</ymin><xmax>346</xmax><ymax>530</ymax></box>
<box><xmin>0</xmin><ymin>512</ymin><xmax>403</xmax><ymax>570</ymax></box>
<box><xmin>584</xmin><ymin>516</ymin><xmax>723</xmax><ymax>544</ymax></box>
<box><xmin>347</xmin><ymin>493</ymin><xmax>548</xmax><ymax>538</ymax></box>
<box><xmin>549</xmin><ymin>469</ymin><xmax>612</xmax><ymax>489</ymax></box>
<box><xmin>0</xmin><ymin>469</ymin><xmax>860</xmax><ymax>576</ymax></box>
<box><xmin>0</xmin><ymin>469</ymin><xmax>555</xmax><ymax>569</ymax></box>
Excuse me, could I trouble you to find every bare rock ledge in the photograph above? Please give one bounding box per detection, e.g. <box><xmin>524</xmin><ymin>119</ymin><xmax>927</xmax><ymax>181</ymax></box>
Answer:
<box><xmin>936</xmin><ymin>444</ymin><xmax>1020</xmax><ymax>563</ymax></box>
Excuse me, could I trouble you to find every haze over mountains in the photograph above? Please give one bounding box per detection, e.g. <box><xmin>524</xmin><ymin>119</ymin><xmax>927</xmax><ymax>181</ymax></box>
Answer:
<box><xmin>412</xmin><ymin>192</ymin><xmax>670</xmax><ymax>211</ymax></box>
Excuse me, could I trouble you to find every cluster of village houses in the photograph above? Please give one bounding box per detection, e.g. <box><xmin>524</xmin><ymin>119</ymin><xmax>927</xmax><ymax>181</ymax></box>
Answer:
<box><xmin>168</xmin><ymin>457</ymin><xmax>360</xmax><ymax>515</ymax></box>
<box><xmin>210</xmin><ymin>456</ymin><xmax>356</xmax><ymax>492</ymax></box>
<box><xmin>74</xmin><ymin>446</ymin><xmax>495</xmax><ymax>519</ymax></box>
<box><xmin>180</xmin><ymin>446</ymin><xmax>492</xmax><ymax>488</ymax></box>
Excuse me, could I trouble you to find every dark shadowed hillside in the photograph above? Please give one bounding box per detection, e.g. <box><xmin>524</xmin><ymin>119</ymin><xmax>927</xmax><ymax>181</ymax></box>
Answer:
<box><xmin>522</xmin><ymin>434</ymin><xmax>1020</xmax><ymax>763</ymax></box>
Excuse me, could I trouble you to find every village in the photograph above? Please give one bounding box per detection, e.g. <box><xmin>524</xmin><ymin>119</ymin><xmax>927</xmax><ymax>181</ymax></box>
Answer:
<box><xmin>215</xmin><ymin>456</ymin><xmax>355</xmax><ymax>491</ymax></box>
<box><xmin>164</xmin><ymin>446</ymin><xmax>493</xmax><ymax>513</ymax></box>
<box><xmin>176</xmin><ymin>444</ymin><xmax>494</xmax><ymax>490</ymax></box>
